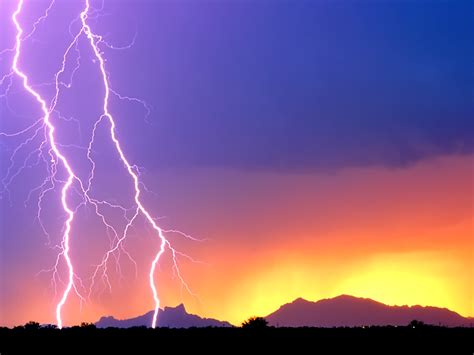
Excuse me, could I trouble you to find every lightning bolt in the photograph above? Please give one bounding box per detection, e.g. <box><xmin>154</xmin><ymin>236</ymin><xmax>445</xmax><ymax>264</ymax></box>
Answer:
<box><xmin>9</xmin><ymin>0</ymin><xmax>80</xmax><ymax>330</ymax></box>
<box><xmin>2</xmin><ymin>0</ymin><xmax>199</xmax><ymax>329</ymax></box>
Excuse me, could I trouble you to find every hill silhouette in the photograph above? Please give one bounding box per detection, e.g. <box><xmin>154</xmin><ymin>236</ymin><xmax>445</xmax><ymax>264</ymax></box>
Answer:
<box><xmin>96</xmin><ymin>304</ymin><xmax>231</xmax><ymax>328</ymax></box>
<box><xmin>265</xmin><ymin>295</ymin><xmax>472</xmax><ymax>327</ymax></box>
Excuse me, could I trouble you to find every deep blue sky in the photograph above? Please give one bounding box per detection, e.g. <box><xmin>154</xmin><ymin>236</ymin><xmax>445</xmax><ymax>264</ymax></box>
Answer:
<box><xmin>97</xmin><ymin>0</ymin><xmax>474</xmax><ymax>172</ymax></box>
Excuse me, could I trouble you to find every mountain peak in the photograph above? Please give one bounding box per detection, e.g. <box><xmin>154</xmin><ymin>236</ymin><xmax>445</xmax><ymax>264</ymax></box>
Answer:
<box><xmin>291</xmin><ymin>297</ymin><xmax>310</xmax><ymax>304</ymax></box>
<box><xmin>96</xmin><ymin>304</ymin><xmax>231</xmax><ymax>328</ymax></box>
<box><xmin>164</xmin><ymin>304</ymin><xmax>186</xmax><ymax>313</ymax></box>
<box><xmin>331</xmin><ymin>294</ymin><xmax>359</xmax><ymax>300</ymax></box>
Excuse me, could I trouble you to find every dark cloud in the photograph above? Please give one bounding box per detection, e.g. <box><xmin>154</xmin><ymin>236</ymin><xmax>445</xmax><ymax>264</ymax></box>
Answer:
<box><xmin>102</xmin><ymin>0</ymin><xmax>473</xmax><ymax>171</ymax></box>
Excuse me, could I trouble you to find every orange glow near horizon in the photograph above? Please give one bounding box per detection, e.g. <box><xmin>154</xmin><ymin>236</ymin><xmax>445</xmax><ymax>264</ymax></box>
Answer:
<box><xmin>1</xmin><ymin>154</ymin><xmax>472</xmax><ymax>327</ymax></box>
<box><xmin>186</xmin><ymin>240</ymin><xmax>472</xmax><ymax>325</ymax></box>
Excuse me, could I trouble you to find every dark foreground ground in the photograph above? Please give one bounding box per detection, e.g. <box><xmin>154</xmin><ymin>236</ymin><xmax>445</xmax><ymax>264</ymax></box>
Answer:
<box><xmin>1</xmin><ymin>325</ymin><xmax>473</xmax><ymax>354</ymax></box>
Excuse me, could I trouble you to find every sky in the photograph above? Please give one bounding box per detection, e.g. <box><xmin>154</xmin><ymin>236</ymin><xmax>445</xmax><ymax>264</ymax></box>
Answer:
<box><xmin>0</xmin><ymin>0</ymin><xmax>472</xmax><ymax>327</ymax></box>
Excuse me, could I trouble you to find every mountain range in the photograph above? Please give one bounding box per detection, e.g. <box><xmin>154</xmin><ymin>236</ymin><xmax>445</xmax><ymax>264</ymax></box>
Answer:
<box><xmin>265</xmin><ymin>295</ymin><xmax>472</xmax><ymax>327</ymax></box>
<box><xmin>95</xmin><ymin>295</ymin><xmax>472</xmax><ymax>328</ymax></box>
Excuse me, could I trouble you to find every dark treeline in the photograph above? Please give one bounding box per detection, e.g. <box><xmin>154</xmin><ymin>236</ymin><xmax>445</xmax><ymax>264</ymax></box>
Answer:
<box><xmin>0</xmin><ymin>322</ymin><xmax>472</xmax><ymax>354</ymax></box>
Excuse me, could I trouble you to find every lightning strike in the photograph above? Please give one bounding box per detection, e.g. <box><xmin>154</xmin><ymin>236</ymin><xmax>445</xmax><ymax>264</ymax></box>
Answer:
<box><xmin>9</xmin><ymin>0</ymin><xmax>80</xmax><ymax>330</ymax></box>
<box><xmin>1</xmin><ymin>0</ymin><xmax>199</xmax><ymax>329</ymax></box>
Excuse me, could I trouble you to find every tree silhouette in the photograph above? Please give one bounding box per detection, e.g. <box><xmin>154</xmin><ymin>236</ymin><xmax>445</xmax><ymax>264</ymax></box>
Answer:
<box><xmin>241</xmin><ymin>317</ymin><xmax>269</xmax><ymax>329</ymax></box>
<box><xmin>80</xmin><ymin>322</ymin><xmax>96</xmax><ymax>329</ymax></box>
<box><xmin>23</xmin><ymin>321</ymin><xmax>41</xmax><ymax>330</ymax></box>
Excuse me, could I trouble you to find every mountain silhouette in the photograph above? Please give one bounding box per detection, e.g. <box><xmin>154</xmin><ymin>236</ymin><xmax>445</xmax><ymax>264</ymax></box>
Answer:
<box><xmin>265</xmin><ymin>295</ymin><xmax>472</xmax><ymax>327</ymax></box>
<box><xmin>95</xmin><ymin>295</ymin><xmax>472</xmax><ymax>328</ymax></box>
<box><xmin>96</xmin><ymin>304</ymin><xmax>231</xmax><ymax>328</ymax></box>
